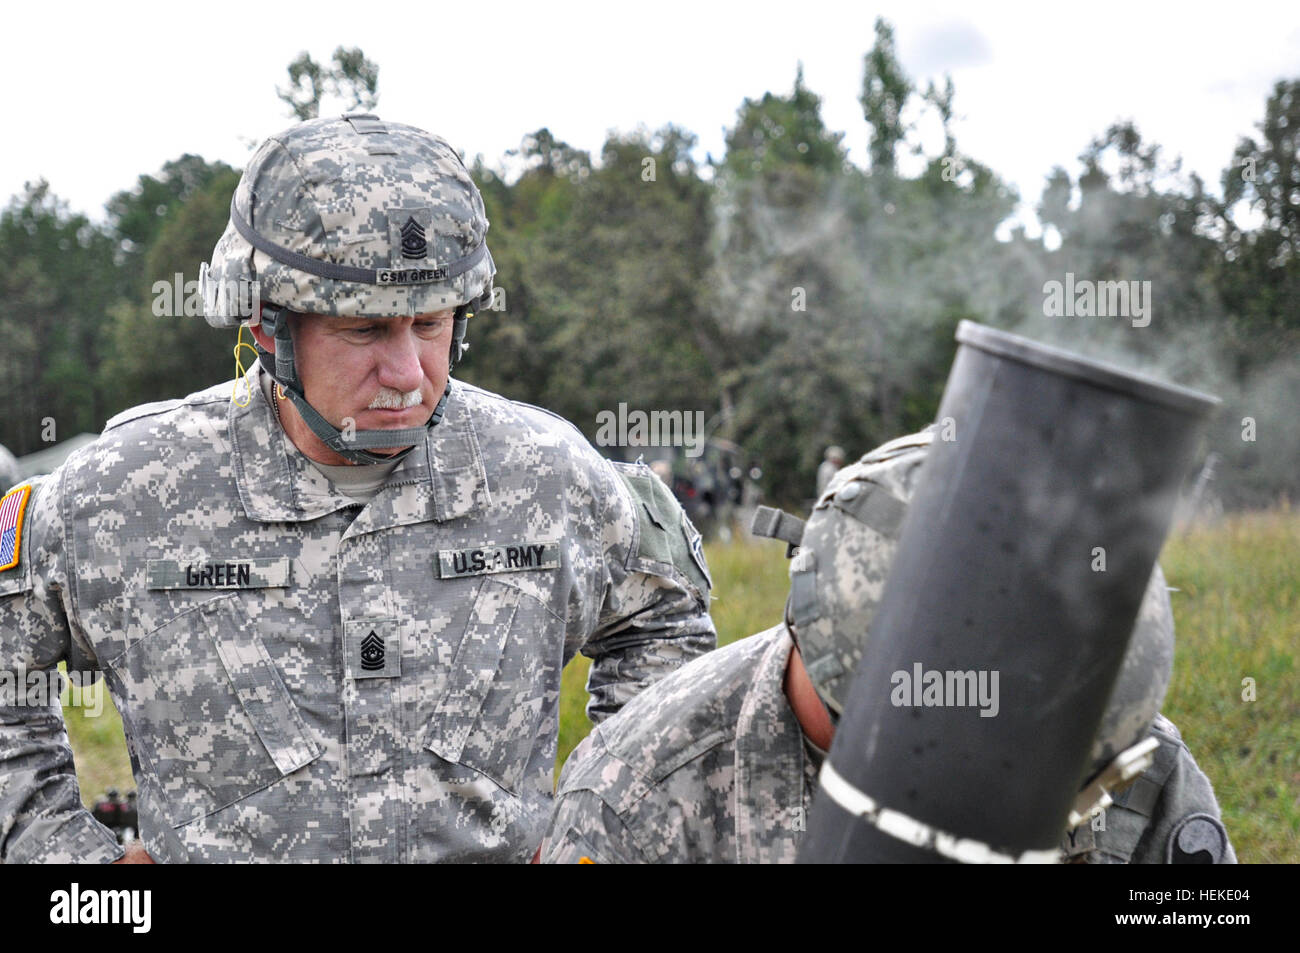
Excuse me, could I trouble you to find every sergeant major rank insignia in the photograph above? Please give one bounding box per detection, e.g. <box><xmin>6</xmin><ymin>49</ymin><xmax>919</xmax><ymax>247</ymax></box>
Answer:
<box><xmin>438</xmin><ymin>542</ymin><xmax>560</xmax><ymax>579</ymax></box>
<box><xmin>400</xmin><ymin>216</ymin><xmax>427</xmax><ymax>260</ymax></box>
<box><xmin>360</xmin><ymin>630</ymin><xmax>386</xmax><ymax>671</ymax></box>
<box><xmin>378</xmin><ymin>209</ymin><xmax>442</xmax><ymax>283</ymax></box>
<box><xmin>347</xmin><ymin>621</ymin><xmax>399</xmax><ymax>679</ymax></box>
<box><xmin>0</xmin><ymin>485</ymin><xmax>33</xmax><ymax>573</ymax></box>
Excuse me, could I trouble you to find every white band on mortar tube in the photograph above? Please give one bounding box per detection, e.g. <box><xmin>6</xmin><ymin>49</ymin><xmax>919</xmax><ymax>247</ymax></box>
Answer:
<box><xmin>817</xmin><ymin>760</ymin><xmax>1061</xmax><ymax>864</ymax></box>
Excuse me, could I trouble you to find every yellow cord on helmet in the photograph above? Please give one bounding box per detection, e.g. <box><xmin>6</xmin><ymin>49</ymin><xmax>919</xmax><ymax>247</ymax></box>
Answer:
<box><xmin>231</xmin><ymin>325</ymin><xmax>260</xmax><ymax>407</ymax></box>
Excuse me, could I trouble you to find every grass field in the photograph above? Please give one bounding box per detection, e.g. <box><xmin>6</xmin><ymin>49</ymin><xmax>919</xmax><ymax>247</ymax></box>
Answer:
<box><xmin>1156</xmin><ymin>509</ymin><xmax>1299</xmax><ymax>863</ymax></box>
<box><xmin>62</xmin><ymin>510</ymin><xmax>1297</xmax><ymax>862</ymax></box>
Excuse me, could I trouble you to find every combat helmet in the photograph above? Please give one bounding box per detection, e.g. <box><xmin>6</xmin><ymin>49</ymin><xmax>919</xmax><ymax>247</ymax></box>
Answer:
<box><xmin>756</xmin><ymin>426</ymin><xmax>1175</xmax><ymax>805</ymax></box>
<box><xmin>201</xmin><ymin>114</ymin><xmax>495</xmax><ymax>463</ymax></box>
<box><xmin>779</xmin><ymin>427</ymin><xmax>935</xmax><ymax>715</ymax></box>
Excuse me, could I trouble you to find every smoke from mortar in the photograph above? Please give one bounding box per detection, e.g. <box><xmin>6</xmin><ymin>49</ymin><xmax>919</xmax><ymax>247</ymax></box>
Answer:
<box><xmin>707</xmin><ymin>154</ymin><xmax>1297</xmax><ymax>510</ymax></box>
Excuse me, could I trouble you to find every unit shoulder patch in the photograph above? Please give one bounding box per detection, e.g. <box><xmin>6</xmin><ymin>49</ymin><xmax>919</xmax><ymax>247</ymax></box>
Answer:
<box><xmin>613</xmin><ymin>464</ymin><xmax>712</xmax><ymax>600</ymax></box>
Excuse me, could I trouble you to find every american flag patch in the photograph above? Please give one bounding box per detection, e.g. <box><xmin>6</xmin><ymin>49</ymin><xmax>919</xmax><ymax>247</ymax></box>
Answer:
<box><xmin>0</xmin><ymin>484</ymin><xmax>32</xmax><ymax>573</ymax></box>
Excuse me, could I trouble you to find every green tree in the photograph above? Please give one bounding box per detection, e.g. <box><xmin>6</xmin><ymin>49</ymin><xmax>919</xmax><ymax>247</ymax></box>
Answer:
<box><xmin>859</xmin><ymin>17</ymin><xmax>913</xmax><ymax>177</ymax></box>
<box><xmin>105</xmin><ymin>155</ymin><xmax>237</xmax><ymax>297</ymax></box>
<box><xmin>460</xmin><ymin>130</ymin><xmax>591</xmax><ymax>404</ymax></box>
<box><xmin>0</xmin><ymin>183</ymin><xmax>121</xmax><ymax>453</ymax></box>
<box><xmin>722</xmin><ymin>63</ymin><xmax>848</xmax><ymax>181</ymax></box>
<box><xmin>923</xmin><ymin>74</ymin><xmax>957</xmax><ymax>159</ymax></box>
<box><xmin>1221</xmin><ymin>79</ymin><xmax>1300</xmax><ymax>362</ymax></box>
<box><xmin>1032</xmin><ymin>121</ymin><xmax>1225</xmax><ymax>363</ymax></box>
<box><xmin>463</xmin><ymin>126</ymin><xmax>718</xmax><ymax>447</ymax></box>
<box><xmin>1215</xmin><ymin>80</ymin><xmax>1300</xmax><ymax>505</ymax></box>
<box><xmin>708</xmin><ymin>66</ymin><xmax>872</xmax><ymax>503</ymax></box>
<box><xmin>707</xmin><ymin>49</ymin><xmax>1021</xmax><ymax>505</ymax></box>
<box><xmin>277</xmin><ymin>47</ymin><xmax>380</xmax><ymax>120</ymax></box>
<box><xmin>99</xmin><ymin>169</ymin><xmax>242</xmax><ymax>416</ymax></box>
<box><xmin>1031</xmin><ymin>117</ymin><xmax>1297</xmax><ymax>507</ymax></box>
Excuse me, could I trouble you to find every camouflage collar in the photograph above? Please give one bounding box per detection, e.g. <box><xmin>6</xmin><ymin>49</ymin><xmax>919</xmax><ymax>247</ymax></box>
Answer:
<box><xmin>230</xmin><ymin>367</ymin><xmax>490</xmax><ymax>527</ymax></box>
<box><xmin>733</xmin><ymin>624</ymin><xmax>808</xmax><ymax>864</ymax></box>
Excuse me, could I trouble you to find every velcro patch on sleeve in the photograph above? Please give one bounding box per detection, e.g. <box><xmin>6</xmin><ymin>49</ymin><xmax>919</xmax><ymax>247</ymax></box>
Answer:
<box><xmin>615</xmin><ymin>466</ymin><xmax>712</xmax><ymax>598</ymax></box>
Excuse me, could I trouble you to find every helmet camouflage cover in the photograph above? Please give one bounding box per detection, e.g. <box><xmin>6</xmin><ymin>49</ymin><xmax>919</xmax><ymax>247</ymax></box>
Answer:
<box><xmin>788</xmin><ymin>428</ymin><xmax>935</xmax><ymax>716</ymax></box>
<box><xmin>788</xmin><ymin>426</ymin><xmax>1174</xmax><ymax>779</ymax></box>
<box><xmin>203</xmin><ymin>114</ymin><xmax>494</xmax><ymax>325</ymax></box>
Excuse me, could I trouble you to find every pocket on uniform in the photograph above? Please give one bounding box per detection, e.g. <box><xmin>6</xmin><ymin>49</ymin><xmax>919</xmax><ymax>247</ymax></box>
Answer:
<box><xmin>424</xmin><ymin>578</ymin><xmax>555</xmax><ymax>796</ymax></box>
<box><xmin>108</xmin><ymin>592</ymin><xmax>321</xmax><ymax>824</ymax></box>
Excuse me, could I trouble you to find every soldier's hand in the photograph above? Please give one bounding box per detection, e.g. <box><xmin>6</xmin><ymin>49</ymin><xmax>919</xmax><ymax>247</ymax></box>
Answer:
<box><xmin>112</xmin><ymin>843</ymin><xmax>156</xmax><ymax>864</ymax></box>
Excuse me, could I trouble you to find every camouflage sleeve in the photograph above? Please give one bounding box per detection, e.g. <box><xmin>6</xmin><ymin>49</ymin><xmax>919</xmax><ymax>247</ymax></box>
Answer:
<box><xmin>1071</xmin><ymin>714</ymin><xmax>1237</xmax><ymax>864</ymax></box>
<box><xmin>539</xmin><ymin>731</ymin><xmax>652</xmax><ymax>864</ymax></box>
<box><xmin>1128</xmin><ymin>716</ymin><xmax>1237</xmax><ymax>864</ymax></box>
<box><xmin>0</xmin><ymin>475</ymin><xmax>123</xmax><ymax>864</ymax></box>
<box><xmin>582</xmin><ymin>459</ymin><xmax>716</xmax><ymax>724</ymax></box>
<box><xmin>540</xmin><ymin>790</ymin><xmax>651</xmax><ymax>864</ymax></box>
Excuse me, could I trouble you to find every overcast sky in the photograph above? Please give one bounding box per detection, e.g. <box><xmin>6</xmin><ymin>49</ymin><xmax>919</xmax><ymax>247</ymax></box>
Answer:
<box><xmin>5</xmin><ymin>0</ymin><xmax>1298</xmax><ymax>235</ymax></box>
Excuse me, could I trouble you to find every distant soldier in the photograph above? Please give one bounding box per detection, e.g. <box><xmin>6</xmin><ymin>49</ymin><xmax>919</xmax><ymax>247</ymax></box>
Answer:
<box><xmin>816</xmin><ymin>445</ymin><xmax>845</xmax><ymax>497</ymax></box>
<box><xmin>540</xmin><ymin>428</ymin><xmax>1234</xmax><ymax>864</ymax></box>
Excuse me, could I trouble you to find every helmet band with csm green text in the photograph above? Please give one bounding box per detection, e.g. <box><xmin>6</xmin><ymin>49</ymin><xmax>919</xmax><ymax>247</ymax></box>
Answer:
<box><xmin>229</xmin><ymin>194</ymin><xmax>492</xmax><ymax>286</ymax></box>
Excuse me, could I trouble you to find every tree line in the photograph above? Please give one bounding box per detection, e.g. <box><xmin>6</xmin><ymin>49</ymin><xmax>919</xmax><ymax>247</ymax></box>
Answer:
<box><xmin>2</xmin><ymin>25</ymin><xmax>1296</xmax><ymax>508</ymax></box>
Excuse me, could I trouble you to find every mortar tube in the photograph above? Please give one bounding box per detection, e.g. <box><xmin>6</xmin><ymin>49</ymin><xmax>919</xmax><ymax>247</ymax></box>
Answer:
<box><xmin>799</xmin><ymin>321</ymin><xmax>1219</xmax><ymax>863</ymax></box>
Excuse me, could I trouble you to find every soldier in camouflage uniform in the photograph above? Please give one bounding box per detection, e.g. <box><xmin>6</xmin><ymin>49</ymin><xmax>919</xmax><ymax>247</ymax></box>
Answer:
<box><xmin>0</xmin><ymin>116</ymin><xmax>715</xmax><ymax>863</ymax></box>
<box><xmin>541</xmin><ymin>428</ymin><xmax>1234</xmax><ymax>863</ymax></box>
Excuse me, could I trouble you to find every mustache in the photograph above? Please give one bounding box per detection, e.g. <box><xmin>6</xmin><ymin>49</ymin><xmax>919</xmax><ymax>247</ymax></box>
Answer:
<box><xmin>367</xmin><ymin>388</ymin><xmax>424</xmax><ymax>410</ymax></box>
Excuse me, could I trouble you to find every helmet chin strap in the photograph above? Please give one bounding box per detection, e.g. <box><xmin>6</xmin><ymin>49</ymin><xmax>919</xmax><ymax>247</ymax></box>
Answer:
<box><xmin>255</xmin><ymin>304</ymin><xmax>470</xmax><ymax>466</ymax></box>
